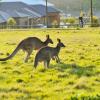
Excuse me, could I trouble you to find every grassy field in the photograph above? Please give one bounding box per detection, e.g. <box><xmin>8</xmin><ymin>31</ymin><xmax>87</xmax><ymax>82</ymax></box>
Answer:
<box><xmin>0</xmin><ymin>28</ymin><xmax>100</xmax><ymax>100</ymax></box>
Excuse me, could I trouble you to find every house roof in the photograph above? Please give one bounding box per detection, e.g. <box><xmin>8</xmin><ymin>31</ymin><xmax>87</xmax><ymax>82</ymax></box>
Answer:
<box><xmin>30</xmin><ymin>5</ymin><xmax>60</xmax><ymax>17</ymax></box>
<box><xmin>0</xmin><ymin>2</ymin><xmax>60</xmax><ymax>23</ymax></box>
<box><xmin>0</xmin><ymin>2</ymin><xmax>41</xmax><ymax>23</ymax></box>
<box><xmin>0</xmin><ymin>11</ymin><xmax>11</xmax><ymax>23</ymax></box>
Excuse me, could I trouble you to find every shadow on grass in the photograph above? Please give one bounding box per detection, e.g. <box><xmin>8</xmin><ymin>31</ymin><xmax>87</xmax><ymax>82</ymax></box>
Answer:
<box><xmin>50</xmin><ymin>63</ymin><xmax>97</xmax><ymax>77</ymax></box>
<box><xmin>50</xmin><ymin>63</ymin><xmax>71</xmax><ymax>71</ymax></box>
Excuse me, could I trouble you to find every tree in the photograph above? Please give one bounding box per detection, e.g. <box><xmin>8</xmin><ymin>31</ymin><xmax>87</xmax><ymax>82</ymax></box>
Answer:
<box><xmin>65</xmin><ymin>17</ymin><xmax>76</xmax><ymax>24</ymax></box>
<box><xmin>7</xmin><ymin>17</ymin><xmax>16</xmax><ymax>26</ymax></box>
<box><xmin>92</xmin><ymin>16</ymin><xmax>99</xmax><ymax>27</ymax></box>
<box><xmin>7</xmin><ymin>17</ymin><xmax>16</xmax><ymax>28</ymax></box>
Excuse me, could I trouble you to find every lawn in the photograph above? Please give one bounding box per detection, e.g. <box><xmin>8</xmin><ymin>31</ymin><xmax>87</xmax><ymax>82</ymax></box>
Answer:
<box><xmin>0</xmin><ymin>28</ymin><xmax>100</xmax><ymax>100</ymax></box>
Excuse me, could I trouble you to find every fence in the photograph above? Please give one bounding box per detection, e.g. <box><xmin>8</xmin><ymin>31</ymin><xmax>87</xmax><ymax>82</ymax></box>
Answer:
<box><xmin>0</xmin><ymin>23</ymin><xmax>100</xmax><ymax>30</ymax></box>
<box><xmin>0</xmin><ymin>0</ymin><xmax>100</xmax><ymax>31</ymax></box>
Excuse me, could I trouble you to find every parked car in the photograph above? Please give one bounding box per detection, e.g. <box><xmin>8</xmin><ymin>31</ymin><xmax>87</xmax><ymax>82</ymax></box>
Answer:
<box><xmin>33</xmin><ymin>24</ymin><xmax>47</xmax><ymax>28</ymax></box>
<box><xmin>60</xmin><ymin>22</ymin><xmax>70</xmax><ymax>28</ymax></box>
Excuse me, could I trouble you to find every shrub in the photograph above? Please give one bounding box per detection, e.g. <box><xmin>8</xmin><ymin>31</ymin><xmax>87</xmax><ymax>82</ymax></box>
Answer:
<box><xmin>65</xmin><ymin>17</ymin><xmax>76</xmax><ymax>24</ymax></box>
<box><xmin>7</xmin><ymin>17</ymin><xmax>16</xmax><ymax>26</ymax></box>
<box><xmin>52</xmin><ymin>20</ymin><xmax>59</xmax><ymax>28</ymax></box>
<box><xmin>92</xmin><ymin>16</ymin><xmax>99</xmax><ymax>27</ymax></box>
<box><xmin>60</xmin><ymin>17</ymin><xmax>66</xmax><ymax>24</ymax></box>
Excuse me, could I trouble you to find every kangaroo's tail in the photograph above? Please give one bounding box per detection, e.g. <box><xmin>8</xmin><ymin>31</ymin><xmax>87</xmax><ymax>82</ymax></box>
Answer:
<box><xmin>0</xmin><ymin>42</ymin><xmax>22</xmax><ymax>61</ymax></box>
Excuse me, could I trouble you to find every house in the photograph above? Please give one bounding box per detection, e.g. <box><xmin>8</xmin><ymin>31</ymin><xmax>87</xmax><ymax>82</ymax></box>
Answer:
<box><xmin>0</xmin><ymin>2</ymin><xmax>60</xmax><ymax>27</ymax></box>
<box><xmin>30</xmin><ymin>5</ymin><xmax>60</xmax><ymax>27</ymax></box>
<box><xmin>0</xmin><ymin>2</ymin><xmax>42</xmax><ymax>27</ymax></box>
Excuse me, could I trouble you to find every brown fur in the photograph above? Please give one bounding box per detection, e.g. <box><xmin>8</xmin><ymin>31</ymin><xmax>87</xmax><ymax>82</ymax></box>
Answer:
<box><xmin>34</xmin><ymin>39</ymin><xmax>65</xmax><ymax>68</ymax></box>
<box><xmin>0</xmin><ymin>35</ymin><xmax>53</xmax><ymax>62</ymax></box>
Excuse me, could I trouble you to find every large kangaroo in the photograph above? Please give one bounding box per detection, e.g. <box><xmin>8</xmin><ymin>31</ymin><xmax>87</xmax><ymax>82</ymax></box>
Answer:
<box><xmin>0</xmin><ymin>35</ymin><xmax>53</xmax><ymax>62</ymax></box>
<box><xmin>34</xmin><ymin>39</ymin><xmax>65</xmax><ymax>68</ymax></box>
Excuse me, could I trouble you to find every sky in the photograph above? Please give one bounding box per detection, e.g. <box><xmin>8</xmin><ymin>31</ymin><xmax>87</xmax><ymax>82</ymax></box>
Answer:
<box><xmin>2</xmin><ymin>0</ymin><xmax>53</xmax><ymax>5</ymax></box>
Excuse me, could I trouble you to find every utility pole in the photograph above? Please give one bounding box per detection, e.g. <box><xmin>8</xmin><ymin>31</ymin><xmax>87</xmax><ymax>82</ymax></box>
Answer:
<box><xmin>90</xmin><ymin>0</ymin><xmax>93</xmax><ymax>26</ymax></box>
<box><xmin>46</xmin><ymin>0</ymin><xmax>48</xmax><ymax>28</ymax></box>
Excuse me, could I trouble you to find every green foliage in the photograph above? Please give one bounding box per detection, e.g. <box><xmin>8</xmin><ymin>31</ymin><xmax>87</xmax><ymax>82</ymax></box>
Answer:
<box><xmin>60</xmin><ymin>17</ymin><xmax>66</xmax><ymax>24</ymax></box>
<box><xmin>92</xmin><ymin>16</ymin><xmax>99</xmax><ymax>27</ymax></box>
<box><xmin>0</xmin><ymin>28</ymin><xmax>100</xmax><ymax>99</ymax></box>
<box><xmin>52</xmin><ymin>20</ymin><xmax>59</xmax><ymax>28</ymax></box>
<box><xmin>71</xmin><ymin>94</ymin><xmax>100</xmax><ymax>100</ymax></box>
<box><xmin>65</xmin><ymin>17</ymin><xmax>76</xmax><ymax>24</ymax></box>
<box><xmin>7</xmin><ymin>17</ymin><xmax>16</xmax><ymax>26</ymax></box>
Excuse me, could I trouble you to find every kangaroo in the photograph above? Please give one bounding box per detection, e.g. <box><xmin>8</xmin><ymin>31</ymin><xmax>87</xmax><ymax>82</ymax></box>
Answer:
<box><xmin>34</xmin><ymin>39</ymin><xmax>65</xmax><ymax>69</ymax></box>
<box><xmin>0</xmin><ymin>35</ymin><xmax>53</xmax><ymax>62</ymax></box>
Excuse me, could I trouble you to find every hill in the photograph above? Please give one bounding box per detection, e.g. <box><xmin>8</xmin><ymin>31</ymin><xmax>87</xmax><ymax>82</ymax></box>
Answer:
<box><xmin>48</xmin><ymin>0</ymin><xmax>100</xmax><ymax>14</ymax></box>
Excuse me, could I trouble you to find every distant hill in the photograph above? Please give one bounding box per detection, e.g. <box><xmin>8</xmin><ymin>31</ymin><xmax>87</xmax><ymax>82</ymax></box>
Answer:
<box><xmin>48</xmin><ymin>0</ymin><xmax>100</xmax><ymax>16</ymax></box>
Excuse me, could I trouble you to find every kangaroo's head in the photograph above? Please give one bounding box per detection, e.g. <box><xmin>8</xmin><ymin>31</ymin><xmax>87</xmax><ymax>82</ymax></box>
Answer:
<box><xmin>57</xmin><ymin>39</ymin><xmax>66</xmax><ymax>48</ymax></box>
<box><xmin>44</xmin><ymin>35</ymin><xmax>53</xmax><ymax>45</ymax></box>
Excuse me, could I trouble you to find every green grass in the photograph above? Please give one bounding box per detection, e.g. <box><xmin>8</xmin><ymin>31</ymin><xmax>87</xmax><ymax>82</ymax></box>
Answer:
<box><xmin>0</xmin><ymin>28</ymin><xmax>100</xmax><ymax>100</ymax></box>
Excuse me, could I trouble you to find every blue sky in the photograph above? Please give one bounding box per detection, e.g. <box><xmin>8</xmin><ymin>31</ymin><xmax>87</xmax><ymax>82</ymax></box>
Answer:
<box><xmin>2</xmin><ymin>0</ymin><xmax>53</xmax><ymax>5</ymax></box>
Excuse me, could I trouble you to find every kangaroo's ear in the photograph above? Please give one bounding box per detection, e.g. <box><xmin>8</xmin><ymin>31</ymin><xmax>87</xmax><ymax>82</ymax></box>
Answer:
<box><xmin>46</xmin><ymin>35</ymin><xmax>49</xmax><ymax>38</ymax></box>
<box><xmin>57</xmin><ymin>38</ymin><xmax>61</xmax><ymax>43</ymax></box>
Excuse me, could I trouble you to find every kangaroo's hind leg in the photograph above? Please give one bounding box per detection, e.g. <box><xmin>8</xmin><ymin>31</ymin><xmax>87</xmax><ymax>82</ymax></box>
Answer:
<box><xmin>55</xmin><ymin>55</ymin><xmax>60</xmax><ymax>63</ymax></box>
<box><xmin>47</xmin><ymin>59</ymin><xmax>50</xmax><ymax>68</ymax></box>
<box><xmin>24</xmin><ymin>48</ymin><xmax>33</xmax><ymax>63</ymax></box>
<box><xmin>34</xmin><ymin>60</ymin><xmax>38</xmax><ymax>69</ymax></box>
<box><xmin>44</xmin><ymin>60</ymin><xmax>47</xmax><ymax>69</ymax></box>
<box><xmin>44</xmin><ymin>60</ymin><xmax>50</xmax><ymax>69</ymax></box>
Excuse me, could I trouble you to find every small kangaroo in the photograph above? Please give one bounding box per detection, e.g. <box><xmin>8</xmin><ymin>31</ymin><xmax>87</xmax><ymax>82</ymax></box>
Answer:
<box><xmin>0</xmin><ymin>35</ymin><xmax>53</xmax><ymax>62</ymax></box>
<box><xmin>34</xmin><ymin>39</ymin><xmax>65</xmax><ymax>68</ymax></box>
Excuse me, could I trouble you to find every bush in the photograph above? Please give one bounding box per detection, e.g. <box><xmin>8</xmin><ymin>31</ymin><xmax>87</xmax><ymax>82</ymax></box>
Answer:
<box><xmin>52</xmin><ymin>20</ymin><xmax>59</xmax><ymax>28</ymax></box>
<box><xmin>7</xmin><ymin>17</ymin><xmax>16</xmax><ymax>26</ymax></box>
<box><xmin>65</xmin><ymin>17</ymin><xmax>76</xmax><ymax>24</ymax></box>
<box><xmin>92</xmin><ymin>16</ymin><xmax>99</xmax><ymax>27</ymax></box>
<box><xmin>60</xmin><ymin>17</ymin><xmax>66</xmax><ymax>24</ymax></box>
